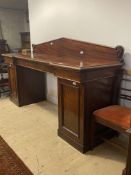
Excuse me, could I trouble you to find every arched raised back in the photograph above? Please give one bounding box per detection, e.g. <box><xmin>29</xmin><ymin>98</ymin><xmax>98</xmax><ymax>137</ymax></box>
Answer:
<box><xmin>32</xmin><ymin>38</ymin><xmax>124</xmax><ymax>62</ymax></box>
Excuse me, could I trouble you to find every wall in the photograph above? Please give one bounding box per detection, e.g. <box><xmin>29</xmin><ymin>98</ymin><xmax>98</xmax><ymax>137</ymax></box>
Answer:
<box><xmin>0</xmin><ymin>7</ymin><xmax>29</xmax><ymax>49</ymax></box>
<box><xmin>28</xmin><ymin>0</ymin><xmax>131</xmax><ymax>104</ymax></box>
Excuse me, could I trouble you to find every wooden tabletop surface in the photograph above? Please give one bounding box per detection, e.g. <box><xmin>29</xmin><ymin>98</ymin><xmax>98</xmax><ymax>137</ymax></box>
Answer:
<box><xmin>3</xmin><ymin>53</ymin><xmax>122</xmax><ymax>70</ymax></box>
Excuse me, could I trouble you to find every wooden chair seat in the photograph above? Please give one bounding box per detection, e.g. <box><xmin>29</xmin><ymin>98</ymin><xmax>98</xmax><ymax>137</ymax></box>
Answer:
<box><xmin>94</xmin><ymin>105</ymin><xmax>131</xmax><ymax>132</ymax></box>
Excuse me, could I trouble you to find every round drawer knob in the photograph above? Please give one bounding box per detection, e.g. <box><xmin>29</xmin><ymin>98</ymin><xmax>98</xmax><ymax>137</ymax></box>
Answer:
<box><xmin>73</xmin><ymin>82</ymin><xmax>77</xmax><ymax>86</ymax></box>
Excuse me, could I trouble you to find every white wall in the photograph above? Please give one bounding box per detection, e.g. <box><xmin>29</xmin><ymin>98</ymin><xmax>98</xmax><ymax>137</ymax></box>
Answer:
<box><xmin>28</xmin><ymin>0</ymin><xmax>131</xmax><ymax>104</ymax></box>
<box><xmin>0</xmin><ymin>8</ymin><xmax>29</xmax><ymax>49</ymax></box>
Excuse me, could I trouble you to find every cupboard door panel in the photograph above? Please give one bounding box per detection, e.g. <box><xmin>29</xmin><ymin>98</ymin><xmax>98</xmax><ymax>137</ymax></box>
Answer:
<box><xmin>62</xmin><ymin>84</ymin><xmax>80</xmax><ymax>136</ymax></box>
<box><xmin>58</xmin><ymin>78</ymin><xmax>85</xmax><ymax>149</ymax></box>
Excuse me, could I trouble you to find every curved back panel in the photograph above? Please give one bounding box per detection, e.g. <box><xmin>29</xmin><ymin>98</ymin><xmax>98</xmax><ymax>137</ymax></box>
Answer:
<box><xmin>32</xmin><ymin>38</ymin><xmax>124</xmax><ymax>62</ymax></box>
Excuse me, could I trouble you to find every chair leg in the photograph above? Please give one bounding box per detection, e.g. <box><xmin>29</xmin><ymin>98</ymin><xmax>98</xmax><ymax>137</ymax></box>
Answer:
<box><xmin>124</xmin><ymin>134</ymin><xmax>131</xmax><ymax>175</ymax></box>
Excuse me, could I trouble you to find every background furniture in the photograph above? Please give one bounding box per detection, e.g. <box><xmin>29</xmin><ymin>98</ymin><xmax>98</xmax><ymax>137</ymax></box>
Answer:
<box><xmin>20</xmin><ymin>32</ymin><xmax>30</xmax><ymax>49</ymax></box>
<box><xmin>91</xmin><ymin>69</ymin><xmax>131</xmax><ymax>175</ymax></box>
<box><xmin>0</xmin><ymin>63</ymin><xmax>10</xmax><ymax>97</ymax></box>
<box><xmin>3</xmin><ymin>38</ymin><xmax>124</xmax><ymax>153</ymax></box>
<box><xmin>0</xmin><ymin>39</ymin><xmax>10</xmax><ymax>97</ymax></box>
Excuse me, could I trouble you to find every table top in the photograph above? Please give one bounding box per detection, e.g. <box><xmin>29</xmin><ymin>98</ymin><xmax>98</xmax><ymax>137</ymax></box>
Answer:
<box><xmin>3</xmin><ymin>52</ymin><xmax>123</xmax><ymax>70</ymax></box>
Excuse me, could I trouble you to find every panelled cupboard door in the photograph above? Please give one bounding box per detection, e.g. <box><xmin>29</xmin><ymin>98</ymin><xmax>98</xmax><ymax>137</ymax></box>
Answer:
<box><xmin>8</xmin><ymin>65</ymin><xmax>18</xmax><ymax>103</ymax></box>
<box><xmin>58</xmin><ymin>78</ymin><xmax>85</xmax><ymax>146</ymax></box>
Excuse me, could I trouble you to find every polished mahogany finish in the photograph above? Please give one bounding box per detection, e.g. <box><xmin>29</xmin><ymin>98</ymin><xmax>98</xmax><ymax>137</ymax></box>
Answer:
<box><xmin>3</xmin><ymin>38</ymin><xmax>124</xmax><ymax>153</ymax></box>
<box><xmin>8</xmin><ymin>64</ymin><xmax>46</xmax><ymax>106</ymax></box>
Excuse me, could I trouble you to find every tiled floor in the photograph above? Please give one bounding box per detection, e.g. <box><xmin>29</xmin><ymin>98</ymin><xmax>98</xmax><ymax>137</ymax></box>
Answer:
<box><xmin>0</xmin><ymin>98</ymin><xmax>126</xmax><ymax>175</ymax></box>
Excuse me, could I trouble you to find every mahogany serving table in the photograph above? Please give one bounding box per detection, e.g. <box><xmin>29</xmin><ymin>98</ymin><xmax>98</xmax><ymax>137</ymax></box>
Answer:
<box><xmin>3</xmin><ymin>38</ymin><xmax>124</xmax><ymax>153</ymax></box>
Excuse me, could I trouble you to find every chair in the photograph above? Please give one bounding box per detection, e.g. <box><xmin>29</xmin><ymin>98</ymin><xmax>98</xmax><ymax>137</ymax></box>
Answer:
<box><xmin>0</xmin><ymin>40</ymin><xmax>10</xmax><ymax>97</ymax></box>
<box><xmin>91</xmin><ymin>69</ymin><xmax>131</xmax><ymax>175</ymax></box>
